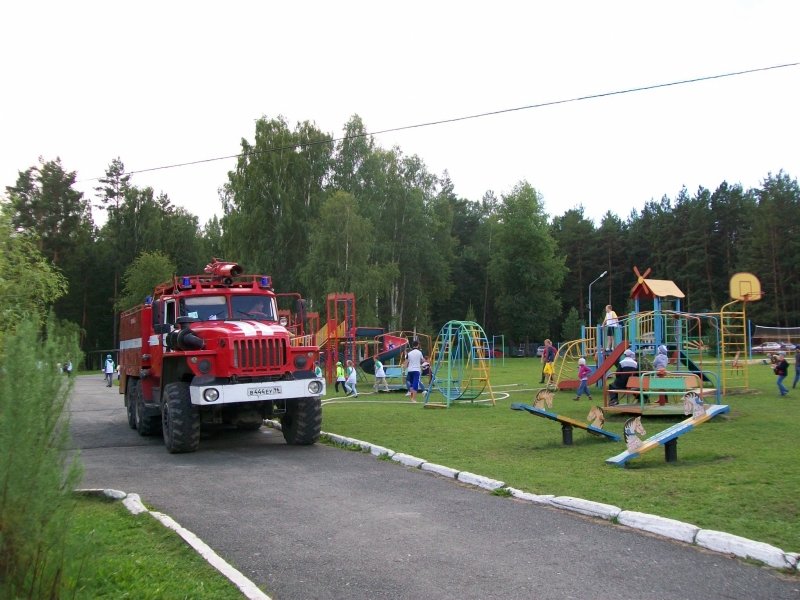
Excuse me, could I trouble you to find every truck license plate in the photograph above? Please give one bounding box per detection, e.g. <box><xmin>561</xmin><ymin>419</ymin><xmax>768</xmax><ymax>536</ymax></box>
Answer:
<box><xmin>247</xmin><ymin>385</ymin><xmax>282</xmax><ymax>398</ymax></box>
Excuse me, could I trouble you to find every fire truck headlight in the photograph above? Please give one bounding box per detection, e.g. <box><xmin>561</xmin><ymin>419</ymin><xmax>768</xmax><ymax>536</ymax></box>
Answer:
<box><xmin>198</xmin><ymin>359</ymin><xmax>211</xmax><ymax>374</ymax></box>
<box><xmin>202</xmin><ymin>388</ymin><xmax>219</xmax><ymax>402</ymax></box>
<box><xmin>308</xmin><ymin>381</ymin><xmax>323</xmax><ymax>395</ymax></box>
<box><xmin>293</xmin><ymin>355</ymin><xmax>308</xmax><ymax>369</ymax></box>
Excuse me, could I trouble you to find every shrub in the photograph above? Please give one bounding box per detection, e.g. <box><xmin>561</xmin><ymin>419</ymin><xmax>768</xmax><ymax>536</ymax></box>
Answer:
<box><xmin>0</xmin><ymin>317</ymin><xmax>82</xmax><ymax>598</ymax></box>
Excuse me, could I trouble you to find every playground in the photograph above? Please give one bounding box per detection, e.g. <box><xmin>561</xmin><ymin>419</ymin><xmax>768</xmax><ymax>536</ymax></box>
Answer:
<box><xmin>320</xmin><ymin>355</ymin><xmax>799</xmax><ymax>553</ymax></box>
<box><xmin>308</xmin><ymin>270</ymin><xmax>800</xmax><ymax>556</ymax></box>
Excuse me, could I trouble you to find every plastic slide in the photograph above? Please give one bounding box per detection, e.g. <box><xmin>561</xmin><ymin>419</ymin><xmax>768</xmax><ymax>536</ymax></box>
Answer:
<box><xmin>558</xmin><ymin>342</ymin><xmax>630</xmax><ymax>390</ymax></box>
<box><xmin>359</xmin><ymin>336</ymin><xmax>409</xmax><ymax>374</ymax></box>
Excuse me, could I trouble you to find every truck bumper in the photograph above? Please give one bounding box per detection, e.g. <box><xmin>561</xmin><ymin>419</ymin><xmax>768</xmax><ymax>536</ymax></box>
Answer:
<box><xmin>189</xmin><ymin>377</ymin><xmax>325</xmax><ymax>406</ymax></box>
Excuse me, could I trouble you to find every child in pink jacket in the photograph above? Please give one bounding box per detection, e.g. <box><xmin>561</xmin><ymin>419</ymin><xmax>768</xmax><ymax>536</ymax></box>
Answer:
<box><xmin>574</xmin><ymin>357</ymin><xmax>592</xmax><ymax>401</ymax></box>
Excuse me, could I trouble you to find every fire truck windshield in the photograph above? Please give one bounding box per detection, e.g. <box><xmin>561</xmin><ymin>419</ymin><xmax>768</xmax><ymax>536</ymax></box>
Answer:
<box><xmin>231</xmin><ymin>296</ymin><xmax>275</xmax><ymax>321</ymax></box>
<box><xmin>181</xmin><ymin>296</ymin><xmax>229</xmax><ymax>321</ymax></box>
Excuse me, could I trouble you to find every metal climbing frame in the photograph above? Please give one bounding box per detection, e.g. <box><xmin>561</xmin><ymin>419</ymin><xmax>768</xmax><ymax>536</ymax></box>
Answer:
<box><xmin>425</xmin><ymin>320</ymin><xmax>495</xmax><ymax>407</ymax></box>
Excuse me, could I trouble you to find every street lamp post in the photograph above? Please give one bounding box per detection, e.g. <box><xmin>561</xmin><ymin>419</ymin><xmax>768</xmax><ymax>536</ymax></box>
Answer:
<box><xmin>588</xmin><ymin>270</ymin><xmax>608</xmax><ymax>331</ymax></box>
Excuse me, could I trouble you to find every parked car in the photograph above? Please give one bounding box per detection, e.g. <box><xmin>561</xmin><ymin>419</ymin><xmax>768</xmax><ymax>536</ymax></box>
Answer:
<box><xmin>751</xmin><ymin>342</ymin><xmax>783</xmax><ymax>354</ymax></box>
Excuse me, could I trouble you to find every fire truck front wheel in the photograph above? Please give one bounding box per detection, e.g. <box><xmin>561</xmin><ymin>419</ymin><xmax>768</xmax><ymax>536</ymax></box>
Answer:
<box><xmin>281</xmin><ymin>398</ymin><xmax>322</xmax><ymax>445</ymax></box>
<box><xmin>162</xmin><ymin>382</ymin><xmax>201</xmax><ymax>453</ymax></box>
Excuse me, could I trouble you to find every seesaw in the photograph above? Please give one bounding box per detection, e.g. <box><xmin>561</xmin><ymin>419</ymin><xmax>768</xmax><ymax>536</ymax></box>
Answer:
<box><xmin>511</xmin><ymin>391</ymin><xmax>621</xmax><ymax>445</ymax></box>
<box><xmin>606</xmin><ymin>396</ymin><xmax>730</xmax><ymax>466</ymax></box>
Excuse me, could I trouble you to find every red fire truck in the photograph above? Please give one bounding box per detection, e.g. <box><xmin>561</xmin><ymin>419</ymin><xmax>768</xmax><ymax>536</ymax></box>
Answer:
<box><xmin>118</xmin><ymin>259</ymin><xmax>325</xmax><ymax>453</ymax></box>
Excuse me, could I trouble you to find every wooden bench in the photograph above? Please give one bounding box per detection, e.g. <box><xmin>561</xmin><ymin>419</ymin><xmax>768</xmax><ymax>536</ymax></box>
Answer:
<box><xmin>605</xmin><ymin>372</ymin><xmax>718</xmax><ymax>407</ymax></box>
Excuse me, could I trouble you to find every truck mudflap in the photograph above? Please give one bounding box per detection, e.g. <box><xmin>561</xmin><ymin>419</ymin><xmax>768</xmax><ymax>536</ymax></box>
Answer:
<box><xmin>188</xmin><ymin>377</ymin><xmax>325</xmax><ymax>406</ymax></box>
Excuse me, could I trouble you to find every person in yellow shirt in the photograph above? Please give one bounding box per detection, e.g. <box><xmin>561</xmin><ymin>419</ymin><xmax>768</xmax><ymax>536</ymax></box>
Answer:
<box><xmin>335</xmin><ymin>361</ymin><xmax>346</xmax><ymax>394</ymax></box>
<box><xmin>602</xmin><ymin>305</ymin><xmax>619</xmax><ymax>352</ymax></box>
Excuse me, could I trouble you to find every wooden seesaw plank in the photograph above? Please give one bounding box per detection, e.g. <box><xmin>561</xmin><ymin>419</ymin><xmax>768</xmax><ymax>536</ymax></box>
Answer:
<box><xmin>510</xmin><ymin>403</ymin><xmax>621</xmax><ymax>442</ymax></box>
<box><xmin>605</xmin><ymin>404</ymin><xmax>730</xmax><ymax>466</ymax></box>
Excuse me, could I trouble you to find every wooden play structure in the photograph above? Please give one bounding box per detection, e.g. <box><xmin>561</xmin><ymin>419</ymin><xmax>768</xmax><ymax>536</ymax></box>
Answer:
<box><xmin>424</xmin><ymin>320</ymin><xmax>495</xmax><ymax>408</ymax></box>
<box><xmin>550</xmin><ymin>271</ymin><xmax>762</xmax><ymax>413</ymax></box>
<box><xmin>316</xmin><ymin>292</ymin><xmax>415</xmax><ymax>389</ymax></box>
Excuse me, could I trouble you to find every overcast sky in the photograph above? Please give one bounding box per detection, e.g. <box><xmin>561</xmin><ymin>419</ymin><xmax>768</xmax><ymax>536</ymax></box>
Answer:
<box><xmin>2</xmin><ymin>1</ymin><xmax>798</xmax><ymax>227</ymax></box>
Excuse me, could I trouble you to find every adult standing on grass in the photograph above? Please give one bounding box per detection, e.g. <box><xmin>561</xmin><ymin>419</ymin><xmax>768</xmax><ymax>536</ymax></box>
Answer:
<box><xmin>539</xmin><ymin>339</ymin><xmax>556</xmax><ymax>385</ymax></box>
<box><xmin>404</xmin><ymin>340</ymin><xmax>423</xmax><ymax>403</ymax></box>
<box><xmin>774</xmin><ymin>352</ymin><xmax>789</xmax><ymax>396</ymax></box>
<box><xmin>103</xmin><ymin>354</ymin><xmax>115</xmax><ymax>387</ymax></box>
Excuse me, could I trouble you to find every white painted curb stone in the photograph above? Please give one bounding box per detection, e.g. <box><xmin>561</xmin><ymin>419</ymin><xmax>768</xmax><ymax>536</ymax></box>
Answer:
<box><xmin>392</xmin><ymin>453</ymin><xmax>426</xmax><ymax>468</ymax></box>
<box><xmin>457</xmin><ymin>471</ymin><xmax>505</xmax><ymax>491</ymax></box>
<box><xmin>102</xmin><ymin>488</ymin><xmax>126</xmax><ymax>500</ymax></box>
<box><xmin>324</xmin><ymin>433</ymin><xmax>351</xmax><ymax>445</ymax></box>
<box><xmin>695</xmin><ymin>529</ymin><xmax>793</xmax><ymax>569</ymax></box>
<box><xmin>150</xmin><ymin>511</ymin><xmax>270</xmax><ymax>600</ymax></box>
<box><xmin>550</xmin><ymin>496</ymin><xmax>621</xmax><ymax>520</ymax></box>
<box><xmin>617</xmin><ymin>510</ymin><xmax>699</xmax><ymax>544</ymax></box>
<box><xmin>368</xmin><ymin>444</ymin><xmax>394</xmax><ymax>457</ymax></box>
<box><xmin>420</xmin><ymin>462</ymin><xmax>459</xmax><ymax>479</ymax></box>
<box><xmin>507</xmin><ymin>487</ymin><xmax>555</xmax><ymax>506</ymax></box>
<box><xmin>122</xmin><ymin>492</ymin><xmax>147</xmax><ymax>515</ymax></box>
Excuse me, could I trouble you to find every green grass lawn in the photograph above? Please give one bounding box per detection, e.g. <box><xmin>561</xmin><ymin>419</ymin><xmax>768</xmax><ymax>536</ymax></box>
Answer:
<box><xmin>321</xmin><ymin>357</ymin><xmax>800</xmax><ymax>552</ymax></box>
<box><xmin>64</xmin><ymin>495</ymin><xmax>248</xmax><ymax>599</ymax></box>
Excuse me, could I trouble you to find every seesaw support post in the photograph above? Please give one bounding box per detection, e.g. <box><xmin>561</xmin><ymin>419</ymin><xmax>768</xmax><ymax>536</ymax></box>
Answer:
<box><xmin>561</xmin><ymin>423</ymin><xmax>574</xmax><ymax>446</ymax></box>
<box><xmin>664</xmin><ymin>438</ymin><xmax>678</xmax><ymax>462</ymax></box>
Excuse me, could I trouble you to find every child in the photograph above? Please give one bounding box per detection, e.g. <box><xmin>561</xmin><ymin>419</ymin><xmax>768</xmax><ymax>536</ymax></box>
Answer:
<box><xmin>344</xmin><ymin>359</ymin><xmax>358</xmax><ymax>397</ymax></box>
<box><xmin>653</xmin><ymin>345</ymin><xmax>669</xmax><ymax>405</ymax></box>
<box><xmin>335</xmin><ymin>361</ymin><xmax>346</xmax><ymax>394</ymax></box>
<box><xmin>103</xmin><ymin>354</ymin><xmax>115</xmax><ymax>387</ymax></box>
<box><xmin>314</xmin><ymin>361</ymin><xmax>323</xmax><ymax>378</ymax></box>
<box><xmin>574</xmin><ymin>357</ymin><xmax>592</xmax><ymax>401</ymax></box>
<box><xmin>419</xmin><ymin>359</ymin><xmax>432</xmax><ymax>392</ymax></box>
<box><xmin>374</xmin><ymin>359</ymin><xmax>389</xmax><ymax>392</ymax></box>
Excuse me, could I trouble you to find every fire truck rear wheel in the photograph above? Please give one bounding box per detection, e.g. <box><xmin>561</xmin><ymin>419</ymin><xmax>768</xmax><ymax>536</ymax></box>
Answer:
<box><xmin>135</xmin><ymin>382</ymin><xmax>161</xmax><ymax>437</ymax></box>
<box><xmin>125</xmin><ymin>380</ymin><xmax>137</xmax><ymax>430</ymax></box>
<box><xmin>162</xmin><ymin>382</ymin><xmax>201</xmax><ymax>453</ymax></box>
<box><xmin>281</xmin><ymin>397</ymin><xmax>322</xmax><ymax>445</ymax></box>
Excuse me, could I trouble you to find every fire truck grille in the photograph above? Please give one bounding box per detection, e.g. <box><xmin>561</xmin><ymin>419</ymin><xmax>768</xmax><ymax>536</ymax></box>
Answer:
<box><xmin>233</xmin><ymin>338</ymin><xmax>286</xmax><ymax>370</ymax></box>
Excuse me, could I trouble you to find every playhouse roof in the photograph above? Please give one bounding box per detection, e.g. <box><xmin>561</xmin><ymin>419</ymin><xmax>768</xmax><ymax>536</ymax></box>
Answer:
<box><xmin>631</xmin><ymin>278</ymin><xmax>685</xmax><ymax>300</ymax></box>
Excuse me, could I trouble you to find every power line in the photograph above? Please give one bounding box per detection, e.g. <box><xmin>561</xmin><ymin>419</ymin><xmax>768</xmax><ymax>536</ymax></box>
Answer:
<box><xmin>84</xmin><ymin>61</ymin><xmax>799</xmax><ymax>182</ymax></box>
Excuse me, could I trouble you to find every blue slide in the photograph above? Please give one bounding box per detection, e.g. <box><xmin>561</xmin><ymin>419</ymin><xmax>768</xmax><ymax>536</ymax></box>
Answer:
<box><xmin>359</xmin><ymin>344</ymin><xmax>407</xmax><ymax>375</ymax></box>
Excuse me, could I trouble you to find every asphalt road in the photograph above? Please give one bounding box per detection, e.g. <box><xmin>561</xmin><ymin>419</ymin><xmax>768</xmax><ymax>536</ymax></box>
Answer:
<box><xmin>70</xmin><ymin>375</ymin><xmax>799</xmax><ymax>600</ymax></box>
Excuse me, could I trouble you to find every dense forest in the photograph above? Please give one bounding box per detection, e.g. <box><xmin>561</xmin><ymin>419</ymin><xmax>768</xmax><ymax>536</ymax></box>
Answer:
<box><xmin>2</xmin><ymin>114</ymin><xmax>798</xmax><ymax>362</ymax></box>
